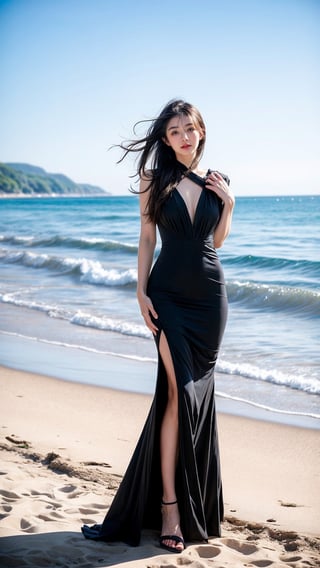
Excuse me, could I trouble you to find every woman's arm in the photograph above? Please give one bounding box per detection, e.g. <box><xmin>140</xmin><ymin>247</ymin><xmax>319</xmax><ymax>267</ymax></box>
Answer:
<box><xmin>205</xmin><ymin>171</ymin><xmax>235</xmax><ymax>248</ymax></box>
<box><xmin>136</xmin><ymin>177</ymin><xmax>159</xmax><ymax>334</ymax></box>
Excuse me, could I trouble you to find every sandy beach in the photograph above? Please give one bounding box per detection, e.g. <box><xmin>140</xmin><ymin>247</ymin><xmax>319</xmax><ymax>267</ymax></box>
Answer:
<box><xmin>0</xmin><ymin>365</ymin><xmax>319</xmax><ymax>567</ymax></box>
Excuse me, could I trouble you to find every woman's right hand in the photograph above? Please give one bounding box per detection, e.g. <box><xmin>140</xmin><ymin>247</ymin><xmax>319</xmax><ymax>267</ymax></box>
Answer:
<box><xmin>137</xmin><ymin>292</ymin><xmax>158</xmax><ymax>335</ymax></box>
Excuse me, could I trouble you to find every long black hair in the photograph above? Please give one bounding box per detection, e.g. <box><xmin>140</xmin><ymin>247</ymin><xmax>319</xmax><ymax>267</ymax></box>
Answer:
<box><xmin>117</xmin><ymin>99</ymin><xmax>206</xmax><ymax>223</ymax></box>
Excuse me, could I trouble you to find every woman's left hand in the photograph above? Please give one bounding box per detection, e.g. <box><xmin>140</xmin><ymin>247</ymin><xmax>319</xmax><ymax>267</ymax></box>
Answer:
<box><xmin>205</xmin><ymin>171</ymin><xmax>235</xmax><ymax>208</ymax></box>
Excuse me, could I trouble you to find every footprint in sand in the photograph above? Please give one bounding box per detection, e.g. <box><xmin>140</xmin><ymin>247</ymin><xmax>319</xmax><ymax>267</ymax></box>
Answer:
<box><xmin>0</xmin><ymin>505</ymin><xmax>12</xmax><ymax>513</ymax></box>
<box><xmin>45</xmin><ymin>502</ymin><xmax>63</xmax><ymax>510</ymax></box>
<box><xmin>279</xmin><ymin>554</ymin><xmax>303</xmax><ymax>563</ymax></box>
<box><xmin>30</xmin><ymin>489</ymin><xmax>53</xmax><ymax>498</ymax></box>
<box><xmin>56</xmin><ymin>484</ymin><xmax>78</xmax><ymax>493</ymax></box>
<box><xmin>220</xmin><ymin>537</ymin><xmax>259</xmax><ymax>555</ymax></box>
<box><xmin>0</xmin><ymin>489</ymin><xmax>20</xmax><ymax>501</ymax></box>
<box><xmin>0</xmin><ymin>504</ymin><xmax>12</xmax><ymax>521</ymax></box>
<box><xmin>38</xmin><ymin>511</ymin><xmax>65</xmax><ymax>521</ymax></box>
<box><xmin>194</xmin><ymin>544</ymin><xmax>222</xmax><ymax>559</ymax></box>
<box><xmin>55</xmin><ymin>484</ymin><xmax>84</xmax><ymax>499</ymax></box>
<box><xmin>87</xmin><ymin>502</ymin><xmax>107</xmax><ymax>510</ymax></box>
<box><xmin>20</xmin><ymin>518</ymin><xmax>37</xmax><ymax>533</ymax></box>
<box><xmin>148</xmin><ymin>560</ymin><xmax>207</xmax><ymax>567</ymax></box>
<box><xmin>149</xmin><ymin>545</ymin><xmax>223</xmax><ymax>568</ymax></box>
<box><xmin>79</xmin><ymin>507</ymin><xmax>102</xmax><ymax>515</ymax></box>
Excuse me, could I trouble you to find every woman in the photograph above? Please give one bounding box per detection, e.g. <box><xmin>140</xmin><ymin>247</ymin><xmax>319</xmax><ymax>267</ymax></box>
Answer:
<box><xmin>82</xmin><ymin>99</ymin><xmax>235</xmax><ymax>553</ymax></box>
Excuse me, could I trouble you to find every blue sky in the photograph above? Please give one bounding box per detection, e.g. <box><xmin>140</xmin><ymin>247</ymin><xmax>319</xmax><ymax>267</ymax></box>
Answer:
<box><xmin>0</xmin><ymin>0</ymin><xmax>319</xmax><ymax>195</ymax></box>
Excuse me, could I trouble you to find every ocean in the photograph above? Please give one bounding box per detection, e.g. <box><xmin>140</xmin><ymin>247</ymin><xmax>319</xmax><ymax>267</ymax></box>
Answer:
<box><xmin>0</xmin><ymin>194</ymin><xmax>319</xmax><ymax>427</ymax></box>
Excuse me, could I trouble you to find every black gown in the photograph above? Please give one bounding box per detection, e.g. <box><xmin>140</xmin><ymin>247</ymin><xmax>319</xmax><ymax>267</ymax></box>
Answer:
<box><xmin>82</xmin><ymin>168</ymin><xmax>229</xmax><ymax>546</ymax></box>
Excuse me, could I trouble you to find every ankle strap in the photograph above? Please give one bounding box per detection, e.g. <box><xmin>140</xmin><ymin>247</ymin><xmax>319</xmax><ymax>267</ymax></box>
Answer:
<box><xmin>161</xmin><ymin>499</ymin><xmax>178</xmax><ymax>505</ymax></box>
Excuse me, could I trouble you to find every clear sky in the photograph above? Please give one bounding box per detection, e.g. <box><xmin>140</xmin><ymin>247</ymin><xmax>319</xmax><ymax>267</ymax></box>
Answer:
<box><xmin>0</xmin><ymin>0</ymin><xmax>319</xmax><ymax>196</ymax></box>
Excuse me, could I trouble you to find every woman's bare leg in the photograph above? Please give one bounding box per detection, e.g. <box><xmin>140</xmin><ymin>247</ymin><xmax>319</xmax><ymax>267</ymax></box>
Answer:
<box><xmin>159</xmin><ymin>332</ymin><xmax>184</xmax><ymax>551</ymax></box>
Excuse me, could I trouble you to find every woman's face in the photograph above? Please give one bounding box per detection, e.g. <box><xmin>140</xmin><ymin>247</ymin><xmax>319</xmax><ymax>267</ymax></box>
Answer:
<box><xmin>163</xmin><ymin>114</ymin><xmax>203</xmax><ymax>163</ymax></box>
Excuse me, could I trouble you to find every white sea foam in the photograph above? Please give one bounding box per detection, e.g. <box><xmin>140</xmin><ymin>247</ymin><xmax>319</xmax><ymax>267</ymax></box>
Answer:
<box><xmin>1</xmin><ymin>290</ymin><xmax>319</xmax><ymax>394</ymax></box>
<box><xmin>215</xmin><ymin>391</ymin><xmax>320</xmax><ymax>420</ymax></box>
<box><xmin>217</xmin><ymin>359</ymin><xmax>320</xmax><ymax>395</ymax></box>
<box><xmin>0</xmin><ymin>248</ymin><xmax>137</xmax><ymax>286</ymax></box>
<box><xmin>0</xmin><ymin>330</ymin><xmax>156</xmax><ymax>362</ymax></box>
<box><xmin>1</xmin><ymin>329</ymin><xmax>319</xmax><ymax>422</ymax></box>
<box><xmin>1</xmin><ymin>247</ymin><xmax>319</xmax><ymax>315</ymax></box>
<box><xmin>0</xmin><ymin>292</ymin><xmax>150</xmax><ymax>337</ymax></box>
<box><xmin>0</xmin><ymin>291</ymin><xmax>66</xmax><ymax>317</ymax></box>
<box><xmin>71</xmin><ymin>311</ymin><xmax>151</xmax><ymax>338</ymax></box>
<box><xmin>76</xmin><ymin>259</ymin><xmax>137</xmax><ymax>286</ymax></box>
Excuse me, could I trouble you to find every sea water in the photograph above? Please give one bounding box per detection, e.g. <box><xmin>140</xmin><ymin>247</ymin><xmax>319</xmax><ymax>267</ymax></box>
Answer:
<box><xmin>0</xmin><ymin>194</ymin><xmax>319</xmax><ymax>425</ymax></box>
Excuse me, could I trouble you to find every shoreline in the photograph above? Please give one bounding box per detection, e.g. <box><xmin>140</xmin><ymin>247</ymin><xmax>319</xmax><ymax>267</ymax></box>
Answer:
<box><xmin>1</xmin><ymin>365</ymin><xmax>319</xmax><ymax>566</ymax></box>
<box><xmin>1</xmin><ymin>328</ymin><xmax>319</xmax><ymax>430</ymax></box>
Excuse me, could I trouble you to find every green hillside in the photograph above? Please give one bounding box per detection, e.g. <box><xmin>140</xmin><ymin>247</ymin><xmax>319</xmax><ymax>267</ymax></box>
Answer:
<box><xmin>0</xmin><ymin>163</ymin><xmax>110</xmax><ymax>196</ymax></box>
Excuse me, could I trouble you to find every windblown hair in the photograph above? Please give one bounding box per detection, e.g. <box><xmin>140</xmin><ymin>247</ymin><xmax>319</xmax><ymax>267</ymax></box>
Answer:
<box><xmin>117</xmin><ymin>99</ymin><xmax>206</xmax><ymax>223</ymax></box>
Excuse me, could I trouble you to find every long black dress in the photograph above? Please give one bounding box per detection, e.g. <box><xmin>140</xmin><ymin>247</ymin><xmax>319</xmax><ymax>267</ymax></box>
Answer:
<box><xmin>82</xmin><ymin>168</ymin><xmax>229</xmax><ymax>546</ymax></box>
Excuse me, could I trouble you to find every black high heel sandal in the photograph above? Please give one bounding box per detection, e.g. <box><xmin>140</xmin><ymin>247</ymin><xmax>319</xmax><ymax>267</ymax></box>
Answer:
<box><xmin>159</xmin><ymin>499</ymin><xmax>185</xmax><ymax>553</ymax></box>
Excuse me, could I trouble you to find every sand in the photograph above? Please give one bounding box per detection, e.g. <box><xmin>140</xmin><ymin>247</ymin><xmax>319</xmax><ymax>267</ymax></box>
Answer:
<box><xmin>0</xmin><ymin>365</ymin><xmax>319</xmax><ymax>567</ymax></box>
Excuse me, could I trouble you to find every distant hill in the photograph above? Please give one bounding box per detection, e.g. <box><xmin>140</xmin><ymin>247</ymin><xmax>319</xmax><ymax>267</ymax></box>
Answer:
<box><xmin>0</xmin><ymin>163</ymin><xmax>111</xmax><ymax>196</ymax></box>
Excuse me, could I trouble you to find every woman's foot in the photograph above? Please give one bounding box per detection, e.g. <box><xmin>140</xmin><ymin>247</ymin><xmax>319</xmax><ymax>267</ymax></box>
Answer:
<box><xmin>160</xmin><ymin>499</ymin><xmax>185</xmax><ymax>553</ymax></box>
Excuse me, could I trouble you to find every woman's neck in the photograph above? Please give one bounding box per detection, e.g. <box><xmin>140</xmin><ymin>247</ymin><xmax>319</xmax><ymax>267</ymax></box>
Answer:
<box><xmin>177</xmin><ymin>158</ymin><xmax>197</xmax><ymax>168</ymax></box>
<box><xmin>177</xmin><ymin>159</ymin><xmax>202</xmax><ymax>175</ymax></box>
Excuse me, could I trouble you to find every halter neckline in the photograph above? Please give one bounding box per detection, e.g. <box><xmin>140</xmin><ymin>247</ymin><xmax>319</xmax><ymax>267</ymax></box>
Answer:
<box><xmin>177</xmin><ymin>162</ymin><xmax>207</xmax><ymax>188</ymax></box>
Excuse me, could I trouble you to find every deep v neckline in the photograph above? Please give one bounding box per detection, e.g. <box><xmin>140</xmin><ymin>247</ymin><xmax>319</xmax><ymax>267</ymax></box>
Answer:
<box><xmin>174</xmin><ymin>186</ymin><xmax>204</xmax><ymax>227</ymax></box>
<box><xmin>174</xmin><ymin>164</ymin><xmax>207</xmax><ymax>227</ymax></box>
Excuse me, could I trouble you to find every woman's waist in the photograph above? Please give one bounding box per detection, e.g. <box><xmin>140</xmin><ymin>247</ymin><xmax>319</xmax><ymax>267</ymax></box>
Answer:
<box><xmin>161</xmin><ymin>234</ymin><xmax>213</xmax><ymax>245</ymax></box>
<box><xmin>160</xmin><ymin>237</ymin><xmax>216</xmax><ymax>254</ymax></box>
<box><xmin>149</xmin><ymin>250</ymin><xmax>225</xmax><ymax>291</ymax></box>
<box><xmin>157</xmin><ymin>241</ymin><xmax>218</xmax><ymax>264</ymax></box>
